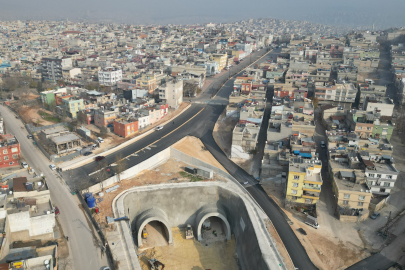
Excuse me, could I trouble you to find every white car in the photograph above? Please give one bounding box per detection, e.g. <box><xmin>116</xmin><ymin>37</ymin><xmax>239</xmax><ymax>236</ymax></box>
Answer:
<box><xmin>21</xmin><ymin>162</ymin><xmax>28</xmax><ymax>169</ymax></box>
<box><xmin>49</xmin><ymin>164</ymin><xmax>56</xmax><ymax>170</ymax></box>
<box><xmin>155</xmin><ymin>126</ymin><xmax>163</xmax><ymax>131</ymax></box>
<box><xmin>97</xmin><ymin>137</ymin><xmax>104</xmax><ymax>143</ymax></box>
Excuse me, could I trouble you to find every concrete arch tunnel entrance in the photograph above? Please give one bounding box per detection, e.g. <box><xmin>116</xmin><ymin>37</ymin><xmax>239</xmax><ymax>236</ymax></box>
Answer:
<box><xmin>137</xmin><ymin>218</ymin><xmax>173</xmax><ymax>248</ymax></box>
<box><xmin>197</xmin><ymin>212</ymin><xmax>231</xmax><ymax>241</ymax></box>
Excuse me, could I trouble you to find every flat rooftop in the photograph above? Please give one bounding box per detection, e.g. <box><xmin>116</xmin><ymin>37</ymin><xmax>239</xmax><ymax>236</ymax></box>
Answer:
<box><xmin>50</xmin><ymin>133</ymin><xmax>80</xmax><ymax>144</ymax></box>
<box><xmin>41</xmin><ymin>126</ymin><xmax>68</xmax><ymax>135</ymax></box>
<box><xmin>334</xmin><ymin>175</ymin><xmax>369</xmax><ymax>193</ymax></box>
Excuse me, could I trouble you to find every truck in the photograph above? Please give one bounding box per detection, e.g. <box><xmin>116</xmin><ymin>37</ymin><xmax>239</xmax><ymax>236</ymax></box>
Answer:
<box><xmin>185</xmin><ymin>224</ymin><xmax>194</xmax><ymax>239</ymax></box>
<box><xmin>142</xmin><ymin>228</ymin><xmax>148</xmax><ymax>239</ymax></box>
<box><xmin>305</xmin><ymin>215</ymin><xmax>319</xmax><ymax>229</ymax></box>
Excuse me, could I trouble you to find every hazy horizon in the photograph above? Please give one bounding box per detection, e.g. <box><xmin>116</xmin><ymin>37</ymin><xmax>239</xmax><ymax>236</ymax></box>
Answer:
<box><xmin>0</xmin><ymin>0</ymin><xmax>404</xmax><ymax>29</ymax></box>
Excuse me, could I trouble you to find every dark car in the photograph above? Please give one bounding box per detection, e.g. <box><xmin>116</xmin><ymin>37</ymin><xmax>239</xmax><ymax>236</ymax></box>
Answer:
<box><xmin>27</xmin><ymin>135</ymin><xmax>33</xmax><ymax>139</ymax></box>
<box><xmin>54</xmin><ymin>206</ymin><xmax>60</xmax><ymax>215</ymax></box>
<box><xmin>95</xmin><ymin>156</ymin><xmax>105</xmax><ymax>162</ymax></box>
<box><xmin>370</xmin><ymin>212</ymin><xmax>380</xmax><ymax>219</ymax></box>
<box><xmin>83</xmin><ymin>152</ymin><xmax>93</xmax><ymax>156</ymax></box>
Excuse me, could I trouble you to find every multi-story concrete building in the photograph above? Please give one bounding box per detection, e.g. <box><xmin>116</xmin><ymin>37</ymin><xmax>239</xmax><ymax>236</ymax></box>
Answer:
<box><xmin>98</xmin><ymin>67</ymin><xmax>122</xmax><ymax>86</ymax></box>
<box><xmin>286</xmin><ymin>157</ymin><xmax>323</xmax><ymax>204</ymax></box>
<box><xmin>136</xmin><ymin>73</ymin><xmax>157</xmax><ymax>94</ymax></box>
<box><xmin>113</xmin><ymin>118</ymin><xmax>139</xmax><ymax>138</ymax></box>
<box><xmin>41</xmin><ymin>57</ymin><xmax>72</xmax><ymax>82</ymax></box>
<box><xmin>0</xmin><ymin>134</ymin><xmax>20</xmax><ymax>168</ymax></box>
<box><xmin>62</xmin><ymin>98</ymin><xmax>84</xmax><ymax>119</ymax></box>
<box><xmin>211</xmin><ymin>54</ymin><xmax>227</xmax><ymax>71</ymax></box>
<box><xmin>364</xmin><ymin>159</ymin><xmax>399</xmax><ymax>195</ymax></box>
<box><xmin>94</xmin><ymin>109</ymin><xmax>118</xmax><ymax>128</ymax></box>
<box><xmin>158</xmin><ymin>78</ymin><xmax>183</xmax><ymax>109</ymax></box>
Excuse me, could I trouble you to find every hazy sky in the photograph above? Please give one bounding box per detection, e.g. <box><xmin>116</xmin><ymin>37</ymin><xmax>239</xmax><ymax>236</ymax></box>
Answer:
<box><xmin>1</xmin><ymin>0</ymin><xmax>404</xmax><ymax>29</ymax></box>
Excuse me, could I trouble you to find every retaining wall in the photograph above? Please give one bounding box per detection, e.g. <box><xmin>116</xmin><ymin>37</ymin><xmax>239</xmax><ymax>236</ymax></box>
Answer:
<box><xmin>84</xmin><ymin>148</ymin><xmax>171</xmax><ymax>194</ymax></box>
<box><xmin>122</xmin><ymin>184</ymin><xmax>275</xmax><ymax>270</ymax></box>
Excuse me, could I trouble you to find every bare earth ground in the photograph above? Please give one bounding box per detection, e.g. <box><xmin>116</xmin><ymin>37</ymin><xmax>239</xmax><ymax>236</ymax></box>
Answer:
<box><xmin>20</xmin><ymin>106</ymin><xmax>55</xmax><ymax>126</ymax></box>
<box><xmin>172</xmin><ymin>136</ymin><xmax>226</xmax><ymax>171</ymax></box>
<box><xmin>212</xmin><ymin>110</ymin><xmax>238</xmax><ymax>157</ymax></box>
<box><xmin>94</xmin><ymin>157</ymin><xmax>225</xmax><ymax>227</ymax></box>
<box><xmin>139</xmin><ymin>227</ymin><xmax>238</xmax><ymax>270</ymax></box>
<box><xmin>263</xmin><ymin>187</ymin><xmax>370</xmax><ymax>270</ymax></box>
<box><xmin>264</xmin><ymin>219</ymin><xmax>296</xmax><ymax>270</ymax></box>
<box><xmin>212</xmin><ymin>111</ymin><xmax>254</xmax><ymax>174</ymax></box>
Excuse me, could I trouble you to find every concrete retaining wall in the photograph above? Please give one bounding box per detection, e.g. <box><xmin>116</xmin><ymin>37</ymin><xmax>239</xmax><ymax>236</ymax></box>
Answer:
<box><xmin>123</xmin><ymin>185</ymin><xmax>273</xmax><ymax>270</ymax></box>
<box><xmin>84</xmin><ymin>148</ymin><xmax>171</xmax><ymax>194</ymax></box>
<box><xmin>135</xmin><ymin>208</ymin><xmax>173</xmax><ymax>247</ymax></box>
<box><xmin>370</xmin><ymin>197</ymin><xmax>388</xmax><ymax>212</ymax></box>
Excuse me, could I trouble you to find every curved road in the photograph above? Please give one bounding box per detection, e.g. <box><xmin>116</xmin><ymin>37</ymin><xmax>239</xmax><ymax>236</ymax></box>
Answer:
<box><xmin>64</xmin><ymin>47</ymin><xmax>319</xmax><ymax>269</ymax></box>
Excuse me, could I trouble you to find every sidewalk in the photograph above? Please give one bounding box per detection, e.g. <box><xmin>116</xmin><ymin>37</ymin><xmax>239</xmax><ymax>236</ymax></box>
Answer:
<box><xmin>58</xmin><ymin>103</ymin><xmax>191</xmax><ymax>170</ymax></box>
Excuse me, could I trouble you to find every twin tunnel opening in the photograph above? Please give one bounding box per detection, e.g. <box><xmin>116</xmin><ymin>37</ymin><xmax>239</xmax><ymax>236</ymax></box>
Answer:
<box><xmin>136</xmin><ymin>213</ymin><xmax>231</xmax><ymax>248</ymax></box>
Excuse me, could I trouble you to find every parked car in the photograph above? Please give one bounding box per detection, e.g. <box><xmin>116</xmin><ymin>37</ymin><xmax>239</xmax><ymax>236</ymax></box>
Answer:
<box><xmin>27</xmin><ymin>135</ymin><xmax>33</xmax><ymax>139</ymax></box>
<box><xmin>370</xmin><ymin>212</ymin><xmax>380</xmax><ymax>219</ymax></box>
<box><xmin>97</xmin><ymin>137</ymin><xmax>104</xmax><ymax>143</ymax></box>
<box><xmin>54</xmin><ymin>206</ymin><xmax>60</xmax><ymax>215</ymax></box>
<box><xmin>21</xmin><ymin>162</ymin><xmax>28</xmax><ymax>168</ymax></box>
<box><xmin>83</xmin><ymin>152</ymin><xmax>93</xmax><ymax>156</ymax></box>
<box><xmin>49</xmin><ymin>164</ymin><xmax>56</xmax><ymax>170</ymax></box>
<box><xmin>95</xmin><ymin>156</ymin><xmax>105</xmax><ymax>162</ymax></box>
<box><xmin>155</xmin><ymin>126</ymin><xmax>163</xmax><ymax>131</ymax></box>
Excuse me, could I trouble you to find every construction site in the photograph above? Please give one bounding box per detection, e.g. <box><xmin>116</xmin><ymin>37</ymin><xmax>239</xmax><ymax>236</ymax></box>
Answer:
<box><xmin>87</xmin><ymin>137</ymin><xmax>294</xmax><ymax>270</ymax></box>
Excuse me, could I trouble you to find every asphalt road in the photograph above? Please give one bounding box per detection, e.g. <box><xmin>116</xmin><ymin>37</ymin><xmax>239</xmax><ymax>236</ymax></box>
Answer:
<box><xmin>0</xmin><ymin>105</ymin><xmax>108</xmax><ymax>270</ymax></box>
<box><xmin>62</xmin><ymin>47</ymin><xmax>322</xmax><ymax>270</ymax></box>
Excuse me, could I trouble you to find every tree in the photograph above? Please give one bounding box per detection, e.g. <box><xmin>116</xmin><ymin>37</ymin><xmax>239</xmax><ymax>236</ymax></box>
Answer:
<box><xmin>2</xmin><ymin>77</ymin><xmax>18</xmax><ymax>91</ymax></box>
<box><xmin>114</xmin><ymin>153</ymin><xmax>127</xmax><ymax>182</ymax></box>
<box><xmin>94</xmin><ymin>160</ymin><xmax>109</xmax><ymax>184</ymax></box>
<box><xmin>77</xmin><ymin>111</ymin><xmax>88</xmax><ymax>125</ymax></box>
<box><xmin>36</xmin><ymin>82</ymin><xmax>44</xmax><ymax>93</ymax></box>
<box><xmin>48</xmin><ymin>100</ymin><xmax>57</xmax><ymax>113</ymax></box>
<box><xmin>310</xmin><ymin>96</ymin><xmax>319</xmax><ymax>109</ymax></box>
<box><xmin>395</xmin><ymin>105</ymin><xmax>405</xmax><ymax>143</ymax></box>
<box><xmin>57</xmin><ymin>79</ymin><xmax>66</xmax><ymax>87</ymax></box>
<box><xmin>29</xmin><ymin>81</ymin><xmax>37</xmax><ymax>89</ymax></box>
<box><xmin>99</xmin><ymin>126</ymin><xmax>108</xmax><ymax>137</ymax></box>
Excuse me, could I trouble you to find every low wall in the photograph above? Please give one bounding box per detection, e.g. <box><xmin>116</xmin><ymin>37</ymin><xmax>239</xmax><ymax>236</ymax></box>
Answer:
<box><xmin>370</xmin><ymin>197</ymin><xmax>388</xmax><ymax>212</ymax></box>
<box><xmin>83</xmin><ymin>148</ymin><xmax>171</xmax><ymax>194</ymax></box>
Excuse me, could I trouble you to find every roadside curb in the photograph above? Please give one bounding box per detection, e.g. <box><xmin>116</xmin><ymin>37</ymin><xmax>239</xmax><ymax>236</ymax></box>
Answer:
<box><xmin>61</xmin><ymin>103</ymin><xmax>192</xmax><ymax>170</ymax></box>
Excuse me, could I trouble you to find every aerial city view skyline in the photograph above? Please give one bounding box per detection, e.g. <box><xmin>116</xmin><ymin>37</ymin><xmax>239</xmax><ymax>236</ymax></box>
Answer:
<box><xmin>0</xmin><ymin>2</ymin><xmax>405</xmax><ymax>270</ymax></box>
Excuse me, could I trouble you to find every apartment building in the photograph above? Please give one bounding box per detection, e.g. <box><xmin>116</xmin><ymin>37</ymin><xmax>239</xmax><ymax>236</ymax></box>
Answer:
<box><xmin>98</xmin><ymin>67</ymin><xmax>123</xmax><ymax>86</ymax></box>
<box><xmin>94</xmin><ymin>109</ymin><xmax>118</xmax><ymax>128</ymax></box>
<box><xmin>286</xmin><ymin>157</ymin><xmax>323</xmax><ymax>204</ymax></box>
<box><xmin>136</xmin><ymin>73</ymin><xmax>157</xmax><ymax>94</ymax></box>
<box><xmin>0</xmin><ymin>134</ymin><xmax>20</xmax><ymax>168</ymax></box>
<box><xmin>41</xmin><ymin>57</ymin><xmax>72</xmax><ymax>82</ymax></box>
<box><xmin>113</xmin><ymin>118</ymin><xmax>139</xmax><ymax>138</ymax></box>
<box><xmin>364</xmin><ymin>159</ymin><xmax>399</xmax><ymax>195</ymax></box>
<box><xmin>211</xmin><ymin>54</ymin><xmax>227</xmax><ymax>71</ymax></box>
<box><xmin>362</xmin><ymin>97</ymin><xmax>394</xmax><ymax>117</ymax></box>
<box><xmin>62</xmin><ymin>98</ymin><xmax>84</xmax><ymax>119</ymax></box>
<box><xmin>158</xmin><ymin>78</ymin><xmax>183</xmax><ymax>109</ymax></box>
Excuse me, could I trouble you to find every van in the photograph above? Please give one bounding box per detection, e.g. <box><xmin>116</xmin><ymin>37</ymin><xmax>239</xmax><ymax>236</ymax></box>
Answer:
<box><xmin>305</xmin><ymin>215</ymin><xmax>319</xmax><ymax>229</ymax></box>
<box><xmin>97</xmin><ymin>137</ymin><xmax>104</xmax><ymax>143</ymax></box>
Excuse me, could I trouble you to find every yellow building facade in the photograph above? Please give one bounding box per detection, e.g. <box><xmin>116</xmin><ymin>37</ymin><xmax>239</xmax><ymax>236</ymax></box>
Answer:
<box><xmin>211</xmin><ymin>54</ymin><xmax>227</xmax><ymax>71</ymax></box>
<box><xmin>136</xmin><ymin>73</ymin><xmax>157</xmax><ymax>94</ymax></box>
<box><xmin>286</xmin><ymin>158</ymin><xmax>323</xmax><ymax>204</ymax></box>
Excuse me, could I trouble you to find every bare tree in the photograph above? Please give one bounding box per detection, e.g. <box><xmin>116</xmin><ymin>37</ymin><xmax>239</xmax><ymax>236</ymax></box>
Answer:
<box><xmin>77</xmin><ymin>111</ymin><xmax>88</xmax><ymax>125</ymax></box>
<box><xmin>94</xmin><ymin>160</ymin><xmax>109</xmax><ymax>184</ymax></box>
<box><xmin>114</xmin><ymin>153</ymin><xmax>127</xmax><ymax>182</ymax></box>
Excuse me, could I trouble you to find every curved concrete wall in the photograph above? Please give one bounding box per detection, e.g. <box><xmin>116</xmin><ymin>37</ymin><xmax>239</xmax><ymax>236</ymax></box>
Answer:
<box><xmin>195</xmin><ymin>205</ymin><xmax>231</xmax><ymax>241</ymax></box>
<box><xmin>124</xmin><ymin>185</ymin><xmax>271</xmax><ymax>270</ymax></box>
<box><xmin>134</xmin><ymin>208</ymin><xmax>173</xmax><ymax>247</ymax></box>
